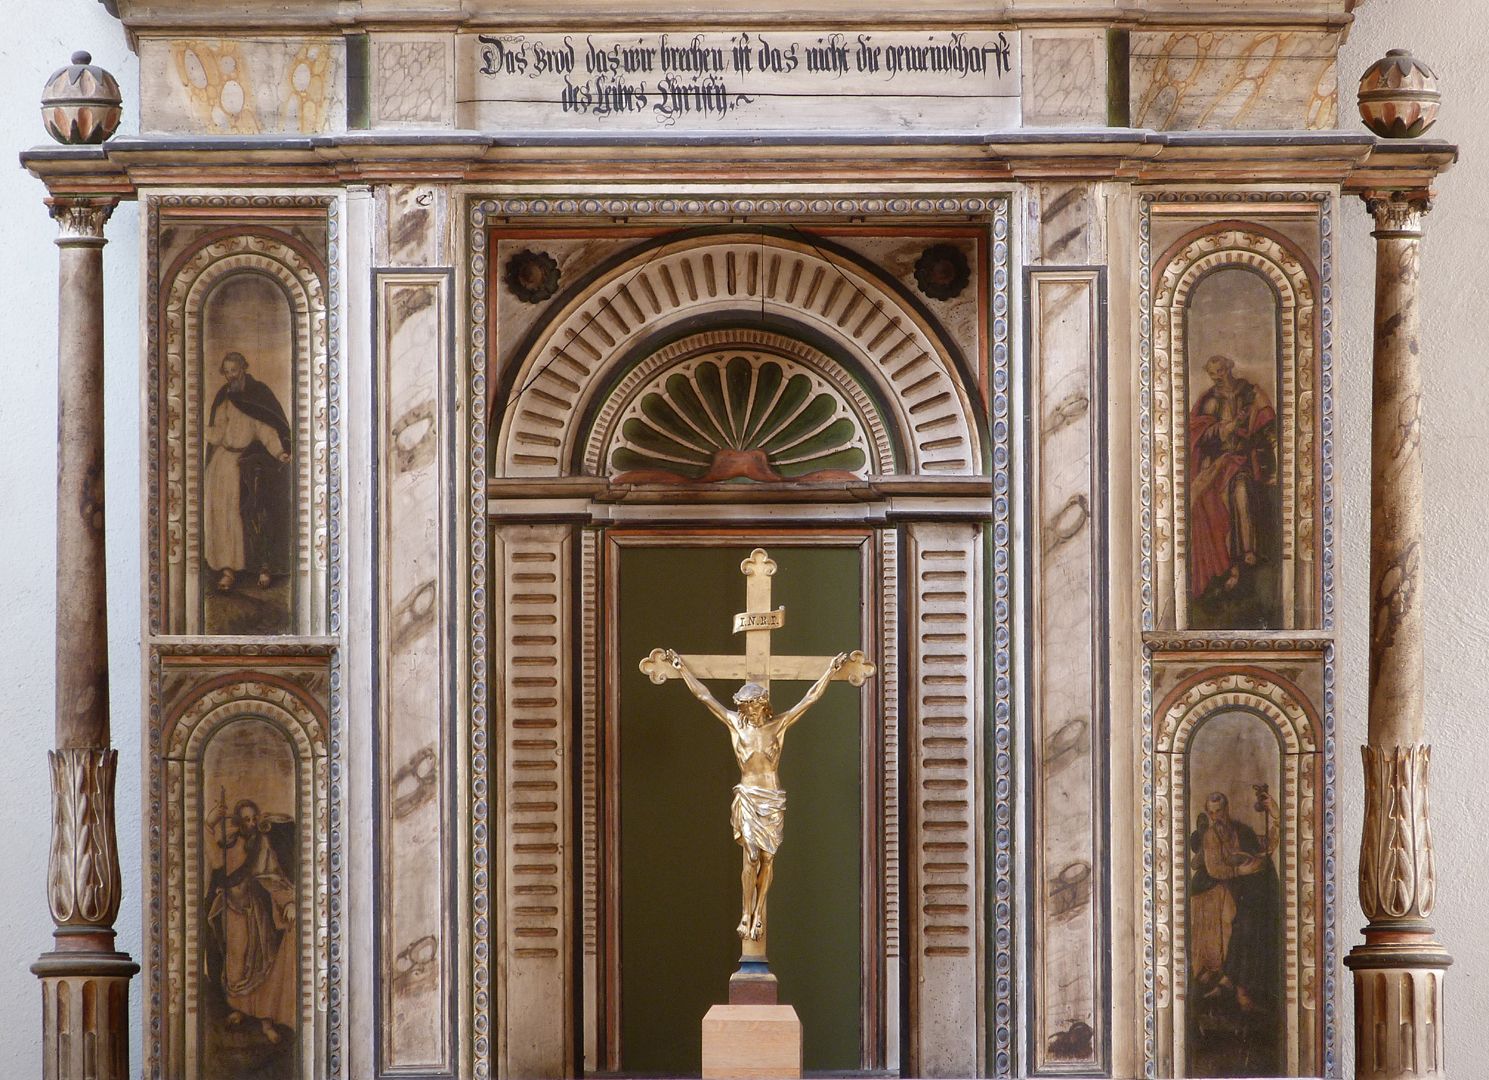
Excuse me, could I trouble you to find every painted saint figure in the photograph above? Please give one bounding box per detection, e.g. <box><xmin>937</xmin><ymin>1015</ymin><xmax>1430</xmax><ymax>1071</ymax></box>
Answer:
<box><xmin>1188</xmin><ymin>354</ymin><xmax>1278</xmax><ymax>603</ymax></box>
<box><xmin>1187</xmin><ymin>788</ymin><xmax>1283</xmax><ymax>1075</ymax></box>
<box><xmin>662</xmin><ymin>648</ymin><xmax>847</xmax><ymax>941</ymax></box>
<box><xmin>205</xmin><ymin>351</ymin><xmax>292</xmax><ymax>593</ymax></box>
<box><xmin>205</xmin><ymin>798</ymin><xmax>298</xmax><ymax>1046</ymax></box>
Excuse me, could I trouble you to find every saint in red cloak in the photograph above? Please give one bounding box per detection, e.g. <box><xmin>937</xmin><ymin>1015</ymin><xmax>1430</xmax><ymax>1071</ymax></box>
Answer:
<box><xmin>1188</xmin><ymin>354</ymin><xmax>1278</xmax><ymax>600</ymax></box>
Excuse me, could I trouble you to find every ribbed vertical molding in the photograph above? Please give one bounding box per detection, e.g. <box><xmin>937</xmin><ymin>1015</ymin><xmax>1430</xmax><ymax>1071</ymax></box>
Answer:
<box><xmin>1344</xmin><ymin>190</ymin><xmax>1450</xmax><ymax>1080</ymax></box>
<box><xmin>31</xmin><ymin>195</ymin><xmax>137</xmax><ymax>1080</ymax></box>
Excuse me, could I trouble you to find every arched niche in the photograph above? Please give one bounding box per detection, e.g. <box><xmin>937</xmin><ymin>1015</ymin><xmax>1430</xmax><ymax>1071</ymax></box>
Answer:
<box><xmin>1153</xmin><ymin>224</ymin><xmax>1320</xmax><ymax>631</ymax></box>
<box><xmin>161</xmin><ymin>231</ymin><xmax>329</xmax><ymax>635</ymax></box>
<box><xmin>482</xmin><ymin>228</ymin><xmax>993</xmax><ymax>1077</ymax></box>
<box><xmin>154</xmin><ymin>677</ymin><xmax>328</xmax><ymax>1080</ymax></box>
<box><xmin>1153</xmin><ymin>668</ymin><xmax>1323</xmax><ymax>1078</ymax></box>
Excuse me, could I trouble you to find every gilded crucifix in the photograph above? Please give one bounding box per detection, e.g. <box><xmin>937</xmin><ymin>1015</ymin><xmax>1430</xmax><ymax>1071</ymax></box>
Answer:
<box><xmin>639</xmin><ymin>548</ymin><xmax>875</xmax><ymax>961</ymax></box>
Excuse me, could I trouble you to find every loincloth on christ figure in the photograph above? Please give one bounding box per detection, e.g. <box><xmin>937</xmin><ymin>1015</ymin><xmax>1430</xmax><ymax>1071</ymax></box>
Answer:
<box><xmin>730</xmin><ymin>784</ymin><xmax>786</xmax><ymax>860</ymax></box>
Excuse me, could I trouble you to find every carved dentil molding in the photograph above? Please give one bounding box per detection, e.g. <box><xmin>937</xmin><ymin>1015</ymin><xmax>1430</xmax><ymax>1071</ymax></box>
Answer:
<box><xmin>47</xmin><ymin>197</ymin><xmax>115</xmax><ymax>244</ymax></box>
<box><xmin>46</xmin><ymin>748</ymin><xmax>123</xmax><ymax>928</ymax></box>
<box><xmin>1359</xmin><ymin>742</ymin><xmax>1437</xmax><ymax>922</ymax></box>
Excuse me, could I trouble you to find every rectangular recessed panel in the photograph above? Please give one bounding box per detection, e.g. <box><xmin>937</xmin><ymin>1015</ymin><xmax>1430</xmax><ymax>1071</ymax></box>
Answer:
<box><xmin>375</xmin><ymin>270</ymin><xmax>456</xmax><ymax>1075</ymax></box>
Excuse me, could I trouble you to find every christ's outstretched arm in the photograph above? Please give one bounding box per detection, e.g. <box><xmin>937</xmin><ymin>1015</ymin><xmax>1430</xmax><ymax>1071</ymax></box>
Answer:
<box><xmin>665</xmin><ymin>650</ymin><xmax>732</xmax><ymax>725</ymax></box>
<box><xmin>775</xmin><ymin>652</ymin><xmax>848</xmax><ymax>732</ymax></box>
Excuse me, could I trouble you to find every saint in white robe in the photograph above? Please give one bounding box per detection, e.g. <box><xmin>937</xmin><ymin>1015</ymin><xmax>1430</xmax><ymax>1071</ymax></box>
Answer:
<box><xmin>205</xmin><ymin>399</ymin><xmax>286</xmax><ymax>573</ymax></box>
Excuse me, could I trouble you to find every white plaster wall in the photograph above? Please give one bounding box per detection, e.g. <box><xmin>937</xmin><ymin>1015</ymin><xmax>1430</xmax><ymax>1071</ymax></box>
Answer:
<box><xmin>0</xmin><ymin>1</ymin><xmax>1483</xmax><ymax>1077</ymax></box>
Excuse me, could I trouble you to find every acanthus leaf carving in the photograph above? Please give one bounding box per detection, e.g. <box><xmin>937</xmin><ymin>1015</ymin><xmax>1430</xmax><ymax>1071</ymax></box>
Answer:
<box><xmin>1359</xmin><ymin>742</ymin><xmax>1437</xmax><ymax>922</ymax></box>
<box><xmin>46</xmin><ymin>747</ymin><xmax>122</xmax><ymax>928</ymax></box>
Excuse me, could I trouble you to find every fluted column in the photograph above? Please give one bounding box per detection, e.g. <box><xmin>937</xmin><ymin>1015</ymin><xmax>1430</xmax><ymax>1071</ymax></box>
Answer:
<box><xmin>1345</xmin><ymin>190</ymin><xmax>1451</xmax><ymax>1080</ymax></box>
<box><xmin>31</xmin><ymin>196</ymin><xmax>137</xmax><ymax>1080</ymax></box>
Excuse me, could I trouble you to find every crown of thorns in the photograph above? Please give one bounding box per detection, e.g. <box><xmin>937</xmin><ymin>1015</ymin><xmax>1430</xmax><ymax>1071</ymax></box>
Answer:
<box><xmin>733</xmin><ymin>683</ymin><xmax>769</xmax><ymax>705</ymax></box>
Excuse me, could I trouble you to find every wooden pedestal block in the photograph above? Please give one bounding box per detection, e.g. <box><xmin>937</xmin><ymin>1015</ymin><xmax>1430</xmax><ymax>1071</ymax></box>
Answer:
<box><xmin>701</xmin><ymin>1004</ymin><xmax>803</xmax><ymax>1080</ymax></box>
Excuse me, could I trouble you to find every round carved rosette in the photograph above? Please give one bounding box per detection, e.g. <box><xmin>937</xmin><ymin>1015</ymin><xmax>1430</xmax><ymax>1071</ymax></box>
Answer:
<box><xmin>913</xmin><ymin>242</ymin><xmax>971</xmax><ymax>300</ymax></box>
<box><xmin>41</xmin><ymin>51</ymin><xmax>122</xmax><ymax>145</ymax></box>
<box><xmin>504</xmin><ymin>249</ymin><xmax>561</xmax><ymax>303</ymax></box>
<box><xmin>1358</xmin><ymin>49</ymin><xmax>1441</xmax><ymax>139</ymax></box>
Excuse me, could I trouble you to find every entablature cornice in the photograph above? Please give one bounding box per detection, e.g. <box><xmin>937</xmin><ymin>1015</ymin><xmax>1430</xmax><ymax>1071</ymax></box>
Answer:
<box><xmin>100</xmin><ymin>0</ymin><xmax>1365</xmax><ymax>36</ymax></box>
<box><xmin>20</xmin><ymin>130</ymin><xmax>1454</xmax><ymax>199</ymax></box>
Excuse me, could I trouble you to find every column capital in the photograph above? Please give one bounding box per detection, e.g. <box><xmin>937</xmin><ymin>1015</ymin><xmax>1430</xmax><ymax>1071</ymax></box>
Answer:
<box><xmin>45</xmin><ymin>195</ymin><xmax>116</xmax><ymax>246</ymax></box>
<box><xmin>1363</xmin><ymin>187</ymin><xmax>1433</xmax><ymax>238</ymax></box>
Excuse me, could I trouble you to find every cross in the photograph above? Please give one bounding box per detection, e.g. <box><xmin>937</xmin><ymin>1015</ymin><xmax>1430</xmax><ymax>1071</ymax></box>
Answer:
<box><xmin>639</xmin><ymin>548</ymin><xmax>876</xmax><ymax>690</ymax></box>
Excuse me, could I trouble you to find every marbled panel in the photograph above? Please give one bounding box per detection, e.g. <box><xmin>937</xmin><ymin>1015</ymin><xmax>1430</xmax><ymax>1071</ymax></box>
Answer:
<box><xmin>905</xmin><ymin>522</ymin><xmax>983</xmax><ymax>1077</ymax></box>
<box><xmin>372</xmin><ymin>34</ymin><xmax>455</xmax><ymax>128</ymax></box>
<box><xmin>384</xmin><ymin>184</ymin><xmax>447</xmax><ymax>268</ymax></box>
<box><xmin>1033</xmin><ymin>183</ymin><xmax>1099</xmax><ymax>265</ymax></box>
<box><xmin>1027</xmin><ymin>270</ymin><xmax>1105</xmax><ymax>1072</ymax></box>
<box><xmin>376</xmin><ymin>272</ymin><xmax>454</xmax><ymax>1072</ymax></box>
<box><xmin>1023</xmin><ymin>31</ymin><xmax>1106</xmax><ymax>128</ymax></box>
<box><xmin>139</xmin><ymin>36</ymin><xmax>345</xmax><ymax>135</ymax></box>
<box><xmin>1131</xmin><ymin>31</ymin><xmax>1337</xmax><ymax>131</ymax></box>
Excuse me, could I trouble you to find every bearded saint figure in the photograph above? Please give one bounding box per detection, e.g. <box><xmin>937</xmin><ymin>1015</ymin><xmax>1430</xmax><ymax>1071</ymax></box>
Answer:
<box><xmin>1188</xmin><ymin>354</ymin><xmax>1278</xmax><ymax>599</ymax></box>
<box><xmin>205</xmin><ymin>351</ymin><xmax>293</xmax><ymax>593</ymax></box>
<box><xmin>206</xmin><ymin>798</ymin><xmax>298</xmax><ymax>1044</ymax></box>
<box><xmin>1188</xmin><ymin>790</ymin><xmax>1282</xmax><ymax>1014</ymax></box>
<box><xmin>663</xmin><ymin>649</ymin><xmax>847</xmax><ymax>941</ymax></box>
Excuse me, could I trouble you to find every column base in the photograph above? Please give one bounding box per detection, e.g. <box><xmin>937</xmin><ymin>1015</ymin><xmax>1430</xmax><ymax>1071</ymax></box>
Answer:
<box><xmin>1346</xmin><ymin>926</ymin><xmax>1451</xmax><ymax>1079</ymax></box>
<box><xmin>32</xmin><ymin>949</ymin><xmax>138</xmax><ymax>1080</ymax></box>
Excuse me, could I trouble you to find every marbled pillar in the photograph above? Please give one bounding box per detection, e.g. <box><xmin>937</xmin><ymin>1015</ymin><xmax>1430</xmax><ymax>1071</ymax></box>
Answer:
<box><xmin>1345</xmin><ymin>191</ymin><xmax>1450</xmax><ymax>1080</ymax></box>
<box><xmin>31</xmin><ymin>197</ymin><xmax>138</xmax><ymax>1080</ymax></box>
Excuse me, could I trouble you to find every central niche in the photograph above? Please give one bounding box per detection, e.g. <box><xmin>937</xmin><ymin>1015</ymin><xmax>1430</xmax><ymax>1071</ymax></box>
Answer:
<box><xmin>585</xmin><ymin>329</ymin><xmax>899</xmax><ymax>483</ymax></box>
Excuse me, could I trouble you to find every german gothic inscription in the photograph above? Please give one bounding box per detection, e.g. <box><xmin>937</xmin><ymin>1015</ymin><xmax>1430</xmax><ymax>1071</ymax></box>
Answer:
<box><xmin>458</xmin><ymin>30</ymin><xmax>1020</xmax><ymax>131</ymax></box>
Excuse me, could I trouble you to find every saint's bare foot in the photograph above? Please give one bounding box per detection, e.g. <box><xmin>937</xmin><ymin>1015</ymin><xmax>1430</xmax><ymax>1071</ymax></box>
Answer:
<box><xmin>217</xmin><ymin>569</ymin><xmax>236</xmax><ymax>592</ymax></box>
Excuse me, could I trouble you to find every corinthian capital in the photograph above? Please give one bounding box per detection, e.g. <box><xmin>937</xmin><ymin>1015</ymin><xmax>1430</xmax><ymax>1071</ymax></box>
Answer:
<box><xmin>1364</xmin><ymin>189</ymin><xmax>1433</xmax><ymax>238</ymax></box>
<box><xmin>1358</xmin><ymin>742</ymin><xmax>1437</xmax><ymax>923</ymax></box>
<box><xmin>46</xmin><ymin>748</ymin><xmax>123</xmax><ymax>929</ymax></box>
<box><xmin>46</xmin><ymin>197</ymin><xmax>115</xmax><ymax>245</ymax></box>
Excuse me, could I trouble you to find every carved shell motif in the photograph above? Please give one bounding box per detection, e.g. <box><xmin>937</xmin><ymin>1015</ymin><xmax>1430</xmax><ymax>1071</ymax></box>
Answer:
<box><xmin>609</xmin><ymin>353</ymin><xmax>871</xmax><ymax>483</ymax></box>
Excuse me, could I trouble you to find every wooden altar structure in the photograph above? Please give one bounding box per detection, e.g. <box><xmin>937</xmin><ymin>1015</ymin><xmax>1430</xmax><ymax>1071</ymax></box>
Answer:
<box><xmin>23</xmin><ymin>1</ymin><xmax>1456</xmax><ymax>1076</ymax></box>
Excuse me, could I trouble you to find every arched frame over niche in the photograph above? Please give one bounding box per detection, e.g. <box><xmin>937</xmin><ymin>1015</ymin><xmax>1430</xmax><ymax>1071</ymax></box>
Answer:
<box><xmin>1152</xmin><ymin>220</ymin><xmax>1322</xmax><ymax>631</ymax></box>
<box><xmin>490</xmin><ymin>229</ymin><xmax>987</xmax><ymax>480</ymax></box>
<box><xmin>1152</xmin><ymin>666</ymin><xmax>1324</xmax><ymax>1079</ymax></box>
<box><xmin>159</xmin><ymin>227</ymin><xmax>331</xmax><ymax>635</ymax></box>
<box><xmin>467</xmin><ymin>196</ymin><xmax>1012</xmax><ymax>1080</ymax></box>
<box><xmin>152</xmin><ymin>674</ymin><xmax>329</xmax><ymax>1080</ymax></box>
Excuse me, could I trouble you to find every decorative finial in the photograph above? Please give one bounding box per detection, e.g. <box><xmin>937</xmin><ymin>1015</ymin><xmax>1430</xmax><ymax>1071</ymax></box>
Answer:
<box><xmin>40</xmin><ymin>50</ymin><xmax>122</xmax><ymax>145</ymax></box>
<box><xmin>1358</xmin><ymin>49</ymin><xmax>1441</xmax><ymax>139</ymax></box>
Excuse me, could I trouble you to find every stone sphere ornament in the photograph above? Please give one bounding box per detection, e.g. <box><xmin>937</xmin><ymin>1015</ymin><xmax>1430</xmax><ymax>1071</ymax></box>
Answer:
<box><xmin>1358</xmin><ymin>49</ymin><xmax>1441</xmax><ymax>139</ymax></box>
<box><xmin>41</xmin><ymin>51</ymin><xmax>122</xmax><ymax>145</ymax></box>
